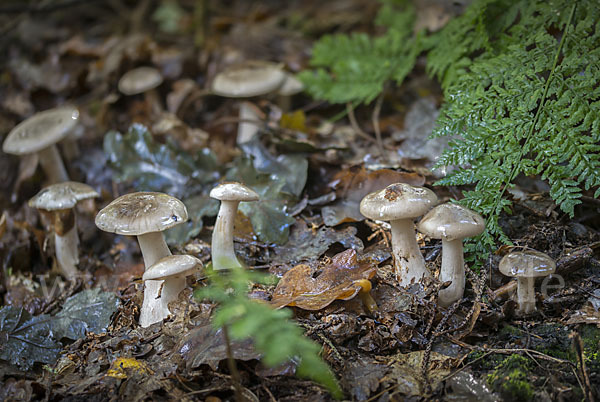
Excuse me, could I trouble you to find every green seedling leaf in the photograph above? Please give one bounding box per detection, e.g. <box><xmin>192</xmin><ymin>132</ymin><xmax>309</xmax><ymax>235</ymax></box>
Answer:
<box><xmin>52</xmin><ymin>288</ymin><xmax>119</xmax><ymax>340</ymax></box>
<box><xmin>0</xmin><ymin>307</ymin><xmax>61</xmax><ymax>370</ymax></box>
<box><xmin>104</xmin><ymin>123</ymin><xmax>219</xmax><ymax>198</ymax></box>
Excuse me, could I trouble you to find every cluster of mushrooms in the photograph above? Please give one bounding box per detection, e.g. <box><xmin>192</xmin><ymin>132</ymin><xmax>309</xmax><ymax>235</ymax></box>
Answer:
<box><xmin>359</xmin><ymin>182</ymin><xmax>556</xmax><ymax>315</ymax></box>
<box><xmin>3</xmin><ymin>62</ymin><xmax>554</xmax><ymax>330</ymax></box>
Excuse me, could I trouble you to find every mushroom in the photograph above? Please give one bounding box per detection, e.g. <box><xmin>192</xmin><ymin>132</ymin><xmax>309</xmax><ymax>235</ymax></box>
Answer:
<box><xmin>3</xmin><ymin>106</ymin><xmax>79</xmax><ymax>183</ymax></box>
<box><xmin>142</xmin><ymin>254</ymin><xmax>202</xmax><ymax>319</ymax></box>
<box><xmin>360</xmin><ymin>183</ymin><xmax>437</xmax><ymax>287</ymax></box>
<box><xmin>28</xmin><ymin>181</ymin><xmax>99</xmax><ymax>277</ymax></box>
<box><xmin>95</xmin><ymin>192</ymin><xmax>188</xmax><ymax>327</ymax></box>
<box><xmin>417</xmin><ymin>203</ymin><xmax>485</xmax><ymax>307</ymax></box>
<box><xmin>118</xmin><ymin>66</ymin><xmax>164</xmax><ymax>115</ymax></box>
<box><xmin>210</xmin><ymin>60</ymin><xmax>286</xmax><ymax>144</ymax></box>
<box><xmin>498</xmin><ymin>250</ymin><xmax>556</xmax><ymax>315</ymax></box>
<box><xmin>210</xmin><ymin>182</ymin><xmax>259</xmax><ymax>271</ymax></box>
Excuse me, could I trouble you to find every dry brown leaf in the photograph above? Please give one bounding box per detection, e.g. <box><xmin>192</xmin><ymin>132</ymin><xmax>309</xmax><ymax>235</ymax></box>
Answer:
<box><xmin>271</xmin><ymin>249</ymin><xmax>377</xmax><ymax>310</ymax></box>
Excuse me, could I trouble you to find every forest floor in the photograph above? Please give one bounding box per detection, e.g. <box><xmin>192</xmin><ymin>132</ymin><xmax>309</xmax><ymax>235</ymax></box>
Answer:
<box><xmin>0</xmin><ymin>1</ymin><xmax>598</xmax><ymax>401</ymax></box>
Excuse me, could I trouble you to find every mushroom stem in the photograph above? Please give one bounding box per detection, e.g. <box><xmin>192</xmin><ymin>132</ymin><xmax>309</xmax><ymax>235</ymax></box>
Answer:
<box><xmin>212</xmin><ymin>200</ymin><xmax>244</xmax><ymax>270</ymax></box>
<box><xmin>38</xmin><ymin>145</ymin><xmax>69</xmax><ymax>183</ymax></box>
<box><xmin>438</xmin><ymin>238</ymin><xmax>465</xmax><ymax>307</ymax></box>
<box><xmin>137</xmin><ymin>231</ymin><xmax>172</xmax><ymax>327</ymax></box>
<box><xmin>159</xmin><ymin>276</ymin><xmax>187</xmax><ymax>312</ymax></box>
<box><xmin>54</xmin><ymin>225</ymin><xmax>79</xmax><ymax>277</ymax></box>
<box><xmin>237</xmin><ymin>101</ymin><xmax>260</xmax><ymax>144</ymax></box>
<box><xmin>516</xmin><ymin>276</ymin><xmax>536</xmax><ymax>315</ymax></box>
<box><xmin>389</xmin><ymin>218</ymin><xmax>430</xmax><ymax>286</ymax></box>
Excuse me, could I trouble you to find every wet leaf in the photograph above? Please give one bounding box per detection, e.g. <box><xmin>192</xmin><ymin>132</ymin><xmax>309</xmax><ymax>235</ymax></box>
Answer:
<box><xmin>228</xmin><ymin>156</ymin><xmax>296</xmax><ymax>244</ymax></box>
<box><xmin>272</xmin><ymin>220</ymin><xmax>364</xmax><ymax>265</ymax></box>
<box><xmin>271</xmin><ymin>249</ymin><xmax>377</xmax><ymax>310</ymax></box>
<box><xmin>322</xmin><ymin>167</ymin><xmax>425</xmax><ymax>226</ymax></box>
<box><xmin>344</xmin><ymin>357</ymin><xmax>389</xmax><ymax>400</ymax></box>
<box><xmin>240</xmin><ymin>137</ymin><xmax>308</xmax><ymax>197</ymax></box>
<box><xmin>178</xmin><ymin>323</ymin><xmax>261</xmax><ymax>370</ymax></box>
<box><xmin>0</xmin><ymin>307</ymin><xmax>61</xmax><ymax>370</ymax></box>
<box><xmin>103</xmin><ymin>123</ymin><xmax>219</xmax><ymax>199</ymax></box>
<box><xmin>52</xmin><ymin>288</ymin><xmax>120</xmax><ymax>340</ymax></box>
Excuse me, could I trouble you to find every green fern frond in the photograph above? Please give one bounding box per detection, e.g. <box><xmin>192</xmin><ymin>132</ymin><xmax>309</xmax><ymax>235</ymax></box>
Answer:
<box><xmin>299</xmin><ymin>0</ymin><xmax>418</xmax><ymax>105</ymax></box>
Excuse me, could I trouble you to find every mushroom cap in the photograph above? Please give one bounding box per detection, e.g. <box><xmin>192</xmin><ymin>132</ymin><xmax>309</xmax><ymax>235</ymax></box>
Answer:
<box><xmin>29</xmin><ymin>181</ymin><xmax>99</xmax><ymax>211</ymax></box>
<box><xmin>118</xmin><ymin>66</ymin><xmax>163</xmax><ymax>95</ymax></box>
<box><xmin>359</xmin><ymin>183</ymin><xmax>438</xmax><ymax>221</ymax></box>
<box><xmin>142</xmin><ymin>254</ymin><xmax>202</xmax><ymax>281</ymax></box>
<box><xmin>499</xmin><ymin>250</ymin><xmax>556</xmax><ymax>278</ymax></box>
<box><xmin>95</xmin><ymin>192</ymin><xmax>188</xmax><ymax>236</ymax></box>
<box><xmin>417</xmin><ymin>203</ymin><xmax>485</xmax><ymax>241</ymax></box>
<box><xmin>210</xmin><ymin>182</ymin><xmax>259</xmax><ymax>202</ymax></box>
<box><xmin>2</xmin><ymin>106</ymin><xmax>79</xmax><ymax>155</ymax></box>
<box><xmin>277</xmin><ymin>73</ymin><xmax>304</xmax><ymax>96</ymax></box>
<box><xmin>210</xmin><ymin>60</ymin><xmax>286</xmax><ymax>98</ymax></box>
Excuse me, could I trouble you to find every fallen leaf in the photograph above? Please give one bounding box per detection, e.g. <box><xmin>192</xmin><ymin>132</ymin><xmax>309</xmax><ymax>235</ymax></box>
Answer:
<box><xmin>322</xmin><ymin>167</ymin><xmax>425</xmax><ymax>226</ymax></box>
<box><xmin>0</xmin><ymin>307</ymin><xmax>61</xmax><ymax>370</ymax></box>
<box><xmin>52</xmin><ymin>288</ymin><xmax>120</xmax><ymax>340</ymax></box>
<box><xmin>271</xmin><ymin>249</ymin><xmax>377</xmax><ymax>310</ymax></box>
<box><xmin>272</xmin><ymin>220</ymin><xmax>364</xmax><ymax>265</ymax></box>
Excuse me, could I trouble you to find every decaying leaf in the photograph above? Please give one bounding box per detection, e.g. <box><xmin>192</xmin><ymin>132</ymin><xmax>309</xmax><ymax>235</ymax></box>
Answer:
<box><xmin>52</xmin><ymin>288</ymin><xmax>120</xmax><ymax>340</ymax></box>
<box><xmin>322</xmin><ymin>167</ymin><xmax>425</xmax><ymax>226</ymax></box>
<box><xmin>178</xmin><ymin>323</ymin><xmax>261</xmax><ymax>370</ymax></box>
<box><xmin>382</xmin><ymin>350</ymin><xmax>457</xmax><ymax>397</ymax></box>
<box><xmin>0</xmin><ymin>307</ymin><xmax>61</xmax><ymax>370</ymax></box>
<box><xmin>272</xmin><ymin>220</ymin><xmax>364</xmax><ymax>265</ymax></box>
<box><xmin>271</xmin><ymin>249</ymin><xmax>377</xmax><ymax>310</ymax></box>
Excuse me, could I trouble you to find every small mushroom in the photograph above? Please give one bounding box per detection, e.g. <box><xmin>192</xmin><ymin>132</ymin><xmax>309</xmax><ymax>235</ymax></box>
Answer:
<box><xmin>360</xmin><ymin>183</ymin><xmax>437</xmax><ymax>287</ymax></box>
<box><xmin>95</xmin><ymin>192</ymin><xmax>188</xmax><ymax>327</ymax></box>
<box><xmin>210</xmin><ymin>60</ymin><xmax>286</xmax><ymax>144</ymax></box>
<box><xmin>498</xmin><ymin>250</ymin><xmax>556</xmax><ymax>315</ymax></box>
<box><xmin>142</xmin><ymin>254</ymin><xmax>202</xmax><ymax>319</ymax></box>
<box><xmin>417</xmin><ymin>203</ymin><xmax>485</xmax><ymax>307</ymax></box>
<box><xmin>28</xmin><ymin>181</ymin><xmax>99</xmax><ymax>277</ymax></box>
<box><xmin>3</xmin><ymin>106</ymin><xmax>79</xmax><ymax>183</ymax></box>
<box><xmin>210</xmin><ymin>182</ymin><xmax>259</xmax><ymax>271</ymax></box>
<box><xmin>118</xmin><ymin>66</ymin><xmax>164</xmax><ymax>115</ymax></box>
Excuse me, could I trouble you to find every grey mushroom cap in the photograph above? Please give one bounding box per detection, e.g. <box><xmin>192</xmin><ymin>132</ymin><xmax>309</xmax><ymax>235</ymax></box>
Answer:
<box><xmin>210</xmin><ymin>60</ymin><xmax>286</xmax><ymax>98</ymax></box>
<box><xmin>142</xmin><ymin>254</ymin><xmax>202</xmax><ymax>281</ymax></box>
<box><xmin>499</xmin><ymin>250</ymin><xmax>556</xmax><ymax>278</ymax></box>
<box><xmin>417</xmin><ymin>203</ymin><xmax>485</xmax><ymax>241</ymax></box>
<box><xmin>210</xmin><ymin>182</ymin><xmax>259</xmax><ymax>202</ymax></box>
<box><xmin>2</xmin><ymin>106</ymin><xmax>79</xmax><ymax>155</ymax></box>
<box><xmin>360</xmin><ymin>183</ymin><xmax>438</xmax><ymax>221</ymax></box>
<box><xmin>95</xmin><ymin>192</ymin><xmax>188</xmax><ymax>236</ymax></box>
<box><xmin>29</xmin><ymin>181</ymin><xmax>99</xmax><ymax>211</ymax></box>
<box><xmin>118</xmin><ymin>67</ymin><xmax>163</xmax><ymax>95</ymax></box>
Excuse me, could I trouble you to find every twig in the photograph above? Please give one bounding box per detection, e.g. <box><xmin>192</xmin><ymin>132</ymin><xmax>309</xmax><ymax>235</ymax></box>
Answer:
<box><xmin>222</xmin><ymin>325</ymin><xmax>245</xmax><ymax>402</ymax></box>
<box><xmin>346</xmin><ymin>103</ymin><xmax>376</xmax><ymax>144</ymax></box>
<box><xmin>371</xmin><ymin>92</ymin><xmax>385</xmax><ymax>156</ymax></box>
<box><xmin>571</xmin><ymin>332</ymin><xmax>595</xmax><ymax>402</ymax></box>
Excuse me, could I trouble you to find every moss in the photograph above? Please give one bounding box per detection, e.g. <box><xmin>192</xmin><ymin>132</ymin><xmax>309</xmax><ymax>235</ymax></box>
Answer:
<box><xmin>580</xmin><ymin>325</ymin><xmax>600</xmax><ymax>372</ymax></box>
<box><xmin>487</xmin><ymin>355</ymin><xmax>534</xmax><ymax>402</ymax></box>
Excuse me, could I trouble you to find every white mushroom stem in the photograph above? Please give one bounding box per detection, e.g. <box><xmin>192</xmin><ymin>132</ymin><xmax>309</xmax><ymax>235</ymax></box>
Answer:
<box><xmin>158</xmin><ymin>276</ymin><xmax>187</xmax><ymax>313</ymax></box>
<box><xmin>237</xmin><ymin>101</ymin><xmax>260</xmax><ymax>144</ymax></box>
<box><xmin>54</xmin><ymin>225</ymin><xmax>79</xmax><ymax>277</ymax></box>
<box><xmin>137</xmin><ymin>231</ymin><xmax>172</xmax><ymax>327</ymax></box>
<box><xmin>38</xmin><ymin>145</ymin><xmax>69</xmax><ymax>183</ymax></box>
<box><xmin>438</xmin><ymin>238</ymin><xmax>466</xmax><ymax>307</ymax></box>
<box><xmin>212</xmin><ymin>200</ymin><xmax>244</xmax><ymax>270</ymax></box>
<box><xmin>516</xmin><ymin>276</ymin><xmax>536</xmax><ymax>315</ymax></box>
<box><xmin>390</xmin><ymin>219</ymin><xmax>431</xmax><ymax>286</ymax></box>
